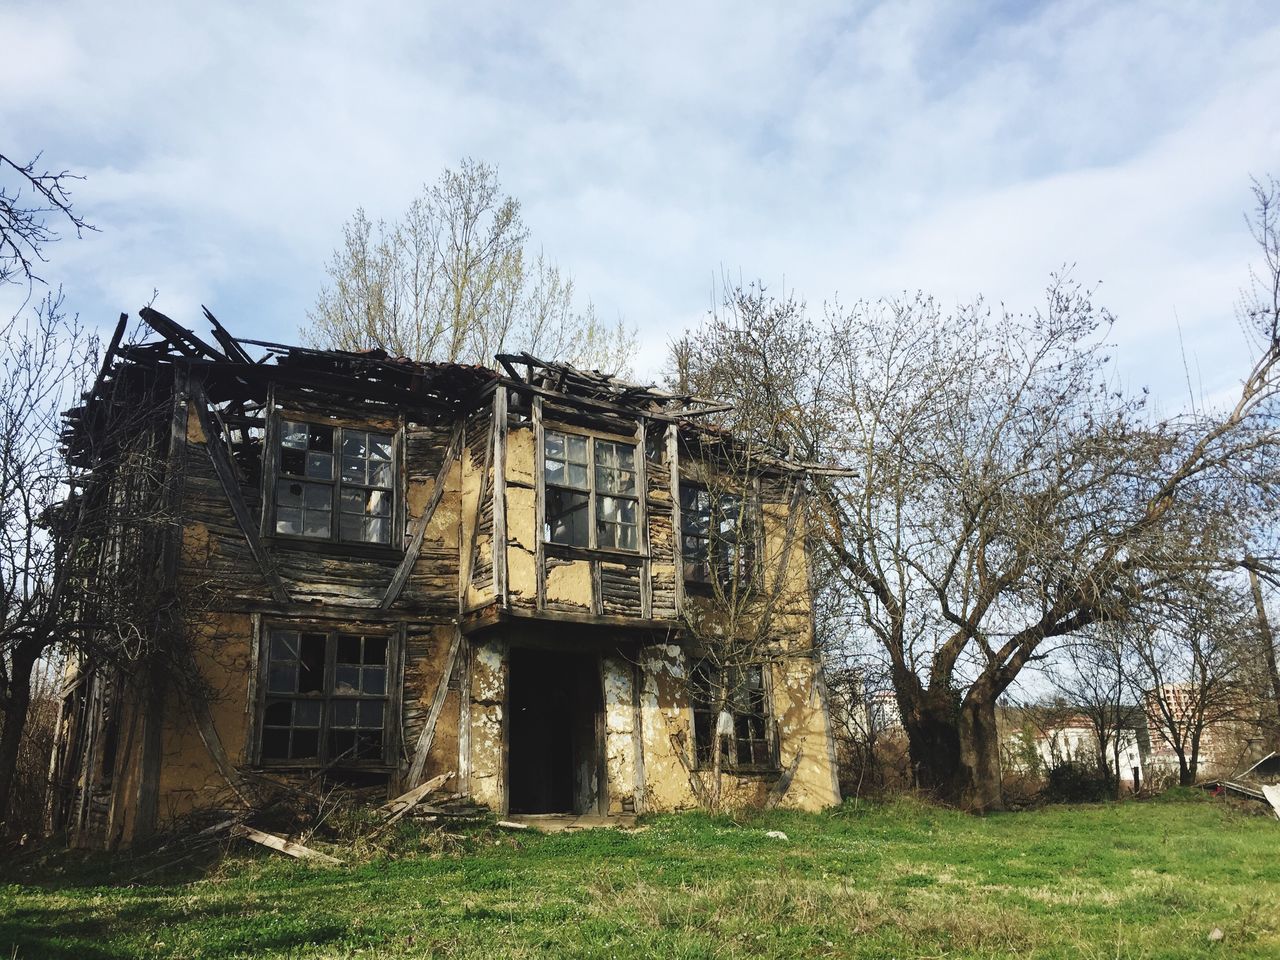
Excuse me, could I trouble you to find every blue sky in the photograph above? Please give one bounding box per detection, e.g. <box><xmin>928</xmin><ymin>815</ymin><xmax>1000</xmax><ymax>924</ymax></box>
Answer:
<box><xmin>3</xmin><ymin>0</ymin><xmax>1278</xmax><ymax>408</ymax></box>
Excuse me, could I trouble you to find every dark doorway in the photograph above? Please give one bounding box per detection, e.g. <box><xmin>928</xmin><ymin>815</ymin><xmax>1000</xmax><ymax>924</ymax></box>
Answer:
<box><xmin>507</xmin><ymin>648</ymin><xmax>602</xmax><ymax>814</ymax></box>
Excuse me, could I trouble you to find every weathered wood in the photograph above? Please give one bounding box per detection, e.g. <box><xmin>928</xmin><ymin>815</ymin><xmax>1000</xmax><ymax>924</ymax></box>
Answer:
<box><xmin>190</xmin><ymin>379</ymin><xmax>291</xmax><ymax>603</ymax></box>
<box><xmin>670</xmin><ymin>733</ymin><xmax>712</xmax><ymax>807</ymax></box>
<box><xmin>381</xmin><ymin>421</ymin><xmax>464</xmax><ymax>609</ymax></box>
<box><xmin>405</xmin><ymin>628</ymin><xmax>463</xmax><ymax>788</ymax></box>
<box><xmin>186</xmin><ymin>682</ymin><xmax>251</xmax><ymax>805</ymax></box>
<box><xmin>634</xmin><ymin>418</ymin><xmax>653</xmax><ymax>619</ymax></box>
<box><xmin>465</xmin><ymin>406</ymin><xmax>497</xmax><ymax>600</ymax></box>
<box><xmin>764</xmin><ymin>750</ymin><xmax>803</xmax><ymax>810</ymax></box>
<box><xmin>533</xmin><ymin>395</ymin><xmax>547</xmax><ymax>611</ymax></box>
<box><xmin>233</xmin><ymin>825</ymin><xmax>343</xmax><ymax>865</ymax></box>
<box><xmin>492</xmin><ymin>386</ymin><xmax>509</xmax><ymax>607</ymax></box>
<box><xmin>667</xmin><ymin>424</ymin><xmax>684</xmax><ymax>616</ymax></box>
<box><xmin>379</xmin><ymin>770</ymin><xmax>455</xmax><ymax>815</ymax></box>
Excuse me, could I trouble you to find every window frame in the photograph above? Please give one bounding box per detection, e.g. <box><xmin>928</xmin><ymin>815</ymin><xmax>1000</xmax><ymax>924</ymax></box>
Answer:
<box><xmin>252</xmin><ymin>623</ymin><xmax>399</xmax><ymax>769</ymax></box>
<box><xmin>541</xmin><ymin>427</ymin><xmax>641</xmax><ymax>553</ymax></box>
<box><xmin>265</xmin><ymin>413</ymin><xmax>403</xmax><ymax>550</ymax></box>
<box><xmin>679</xmin><ymin>482</ymin><xmax>759</xmax><ymax>588</ymax></box>
<box><xmin>689</xmin><ymin>660</ymin><xmax>778</xmax><ymax>773</ymax></box>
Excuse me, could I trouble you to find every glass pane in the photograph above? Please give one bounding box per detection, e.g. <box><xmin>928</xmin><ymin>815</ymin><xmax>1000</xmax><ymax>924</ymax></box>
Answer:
<box><xmin>369</xmin><ymin>434</ymin><xmax>392</xmax><ymax>460</ymax></box>
<box><xmin>544</xmin><ymin>458</ymin><xmax>565</xmax><ymax>485</ymax></box>
<box><xmin>360</xmin><ymin>700</ymin><xmax>385</xmax><ymax>729</ymax></box>
<box><xmin>268</xmin><ymin>663</ymin><xmax>297</xmax><ymax>693</ymax></box>
<box><xmin>302</xmin><ymin>509</ymin><xmax>331</xmax><ymax>538</ymax></box>
<box><xmin>339</xmin><ymin>514</ymin><xmax>363</xmax><ymax>542</ymax></box>
<box><xmin>369</xmin><ymin>460</ymin><xmax>394</xmax><ymax>487</ymax></box>
<box><xmin>566</xmin><ymin>464</ymin><xmax>589</xmax><ymax>488</ymax></box>
<box><xmin>566</xmin><ymin>435</ymin><xmax>588</xmax><ymax>463</ymax></box>
<box><xmin>303</xmin><ymin>483</ymin><xmax>332</xmax><ymax>510</ymax></box>
<box><xmin>342</xmin><ymin>432</ymin><xmax>367</xmax><ymax>457</ymax></box>
<box><xmin>261</xmin><ymin>728</ymin><xmax>289</xmax><ymax>759</ymax></box>
<box><xmin>340</xmin><ymin>488</ymin><xmax>364</xmax><ymax>513</ymax></box>
<box><xmin>364</xmin><ymin>517</ymin><xmax>389</xmax><ymax>544</ymax></box>
<box><xmin>337</xmin><ymin>635</ymin><xmax>361</xmax><ymax>664</ymax></box>
<box><xmin>264</xmin><ymin>700</ymin><xmax>292</xmax><ymax>725</ymax></box>
<box><xmin>367</xmin><ymin>490</ymin><xmax>390</xmax><ymax>517</ymax></box>
<box><xmin>270</xmin><ymin>632</ymin><xmax>299</xmax><ymax>661</ymax></box>
<box><xmin>276</xmin><ymin>480</ymin><xmax>302</xmax><ymax>508</ymax></box>
<box><xmin>281</xmin><ymin>449</ymin><xmax>305</xmax><ymax>477</ymax></box>
<box><xmin>546</xmin><ymin>489</ymin><xmax>589</xmax><ymax>546</ymax></box>
<box><xmin>335</xmin><ymin>665</ymin><xmax>360</xmax><ymax>693</ymax></box>
<box><xmin>281</xmin><ymin>421</ymin><xmax>308</xmax><ymax>450</ymax></box>
<box><xmin>356</xmin><ymin>732</ymin><xmax>382</xmax><ymax>760</ymax></box>
<box><xmin>544</xmin><ymin>432</ymin><xmax>564</xmax><ymax>460</ymax></box>
<box><xmin>306</xmin><ymin>451</ymin><xmax>333</xmax><ymax>480</ymax></box>
<box><xmin>329</xmin><ymin>730</ymin><xmax>356</xmax><ymax>760</ymax></box>
<box><xmin>331</xmin><ymin>700</ymin><xmax>358</xmax><ymax>728</ymax></box>
<box><xmin>342</xmin><ymin>455</ymin><xmax>367</xmax><ymax>483</ymax></box>
<box><xmin>307</xmin><ymin>424</ymin><xmax>333</xmax><ymax>452</ymax></box>
<box><xmin>362</xmin><ymin>667</ymin><xmax>386</xmax><ymax>695</ymax></box>
<box><xmin>294</xmin><ymin>700</ymin><xmax>322</xmax><ymax>727</ymax></box>
<box><xmin>299</xmin><ymin>634</ymin><xmax>325</xmax><ymax>692</ymax></box>
<box><xmin>363</xmin><ymin>636</ymin><xmax>387</xmax><ymax>666</ymax></box>
<box><xmin>291</xmin><ymin>729</ymin><xmax>319</xmax><ymax>759</ymax></box>
<box><xmin>617</xmin><ymin>521</ymin><xmax>638</xmax><ymax>550</ymax></box>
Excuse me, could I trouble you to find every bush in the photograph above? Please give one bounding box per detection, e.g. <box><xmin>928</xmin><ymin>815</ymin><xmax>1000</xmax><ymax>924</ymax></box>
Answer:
<box><xmin>1042</xmin><ymin>761</ymin><xmax>1113</xmax><ymax>803</ymax></box>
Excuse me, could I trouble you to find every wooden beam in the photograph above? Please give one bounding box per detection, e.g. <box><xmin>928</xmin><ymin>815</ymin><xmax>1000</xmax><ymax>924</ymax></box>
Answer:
<box><xmin>533</xmin><ymin>395</ymin><xmax>547</xmax><ymax>611</ymax></box>
<box><xmin>381</xmin><ymin>422</ymin><xmax>464</xmax><ymax>609</ymax></box>
<box><xmin>764</xmin><ymin>750</ymin><xmax>803</xmax><ymax>810</ymax></box>
<box><xmin>492</xmin><ymin>386</ymin><xmax>509</xmax><ymax>608</ymax></box>
<box><xmin>234</xmin><ymin>825</ymin><xmax>343</xmax><ymax>865</ymax></box>
<box><xmin>190</xmin><ymin>378</ymin><xmax>291</xmax><ymax>604</ymax></box>
<box><xmin>404</xmin><ymin>628</ymin><xmax>463</xmax><ymax>788</ymax></box>
<box><xmin>667</xmin><ymin>424</ymin><xmax>685</xmax><ymax>617</ymax></box>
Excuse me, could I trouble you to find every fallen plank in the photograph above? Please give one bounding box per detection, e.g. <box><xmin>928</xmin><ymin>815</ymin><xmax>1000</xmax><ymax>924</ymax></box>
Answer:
<box><xmin>764</xmin><ymin>750</ymin><xmax>803</xmax><ymax>811</ymax></box>
<box><xmin>495</xmin><ymin>820</ymin><xmax>530</xmax><ymax>830</ymax></box>
<box><xmin>379</xmin><ymin>771</ymin><xmax>454</xmax><ymax>817</ymax></box>
<box><xmin>233</xmin><ymin>825</ymin><xmax>343</xmax><ymax>865</ymax></box>
<box><xmin>1262</xmin><ymin>784</ymin><xmax>1280</xmax><ymax>821</ymax></box>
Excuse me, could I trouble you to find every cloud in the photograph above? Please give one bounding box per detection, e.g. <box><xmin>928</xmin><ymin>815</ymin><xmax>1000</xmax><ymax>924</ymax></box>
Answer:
<box><xmin>3</xmin><ymin>0</ymin><xmax>1277</xmax><ymax>406</ymax></box>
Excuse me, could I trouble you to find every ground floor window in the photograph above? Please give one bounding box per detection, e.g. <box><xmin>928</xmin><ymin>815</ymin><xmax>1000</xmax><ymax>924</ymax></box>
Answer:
<box><xmin>259</xmin><ymin>627</ymin><xmax>392</xmax><ymax>765</ymax></box>
<box><xmin>690</xmin><ymin>661</ymin><xmax>775</xmax><ymax>770</ymax></box>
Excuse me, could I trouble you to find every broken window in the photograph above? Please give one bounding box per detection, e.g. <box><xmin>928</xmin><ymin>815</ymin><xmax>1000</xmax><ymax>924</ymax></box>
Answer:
<box><xmin>259</xmin><ymin>628</ymin><xmax>392</xmax><ymax>765</ymax></box>
<box><xmin>690</xmin><ymin>661</ymin><xmax>774</xmax><ymax>769</ymax></box>
<box><xmin>543</xmin><ymin>430</ymin><xmax>638</xmax><ymax>550</ymax></box>
<box><xmin>274</xmin><ymin>420</ymin><xmax>395</xmax><ymax>545</ymax></box>
<box><xmin>680</xmin><ymin>485</ymin><xmax>755</xmax><ymax>586</ymax></box>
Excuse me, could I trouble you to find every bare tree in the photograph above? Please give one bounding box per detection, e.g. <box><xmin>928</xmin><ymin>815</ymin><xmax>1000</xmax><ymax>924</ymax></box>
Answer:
<box><xmin>307</xmin><ymin>158</ymin><xmax>634</xmax><ymax>373</ymax></box>
<box><xmin>0</xmin><ymin>294</ymin><xmax>97</xmax><ymax>827</ymax></box>
<box><xmin>1</xmin><ymin>151</ymin><xmax>95</xmax><ymax>289</ymax></box>
<box><xmin>673</xmin><ymin>181</ymin><xmax>1280</xmax><ymax>810</ymax></box>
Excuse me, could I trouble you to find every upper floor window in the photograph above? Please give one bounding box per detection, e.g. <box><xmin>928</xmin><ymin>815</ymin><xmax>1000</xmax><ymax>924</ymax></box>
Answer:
<box><xmin>543</xmin><ymin>430</ymin><xmax>638</xmax><ymax>550</ymax></box>
<box><xmin>274</xmin><ymin>420</ymin><xmax>395</xmax><ymax>545</ymax></box>
<box><xmin>259</xmin><ymin>627</ymin><xmax>392</xmax><ymax>765</ymax></box>
<box><xmin>680</xmin><ymin>486</ymin><xmax>754</xmax><ymax>585</ymax></box>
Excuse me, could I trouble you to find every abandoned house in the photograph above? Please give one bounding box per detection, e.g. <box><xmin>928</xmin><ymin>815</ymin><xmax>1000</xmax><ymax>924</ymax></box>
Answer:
<box><xmin>48</xmin><ymin>308</ymin><xmax>840</xmax><ymax>847</ymax></box>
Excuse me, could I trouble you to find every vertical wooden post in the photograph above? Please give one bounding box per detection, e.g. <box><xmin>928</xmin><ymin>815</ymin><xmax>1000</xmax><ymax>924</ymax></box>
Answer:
<box><xmin>631</xmin><ymin>655</ymin><xmax>647</xmax><ymax>814</ymax></box>
<box><xmin>667</xmin><ymin>424</ymin><xmax>684</xmax><ymax>616</ymax></box>
<box><xmin>532</xmin><ymin>396</ymin><xmax>546</xmax><ymax>612</ymax></box>
<box><xmin>635</xmin><ymin>418</ymin><xmax>652</xmax><ymax>619</ymax></box>
<box><xmin>492</xmin><ymin>387</ymin><xmax>508</xmax><ymax>608</ymax></box>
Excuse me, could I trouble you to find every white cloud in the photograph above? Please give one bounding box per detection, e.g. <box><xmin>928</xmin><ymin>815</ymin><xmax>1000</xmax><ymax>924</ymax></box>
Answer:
<box><xmin>3</xmin><ymin>0</ymin><xmax>1277</xmax><ymax>406</ymax></box>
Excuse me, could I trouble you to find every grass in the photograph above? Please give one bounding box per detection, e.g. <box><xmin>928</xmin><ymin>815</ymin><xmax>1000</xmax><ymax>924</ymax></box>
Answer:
<box><xmin>3</xmin><ymin>791</ymin><xmax>1278</xmax><ymax>958</ymax></box>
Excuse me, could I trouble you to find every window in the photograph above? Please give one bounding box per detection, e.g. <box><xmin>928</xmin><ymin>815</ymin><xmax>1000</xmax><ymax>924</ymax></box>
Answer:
<box><xmin>543</xmin><ymin>430</ymin><xmax>639</xmax><ymax>550</ymax></box>
<box><xmin>680</xmin><ymin>485</ymin><xmax>754</xmax><ymax>585</ymax></box>
<box><xmin>690</xmin><ymin>661</ymin><xmax>774</xmax><ymax>769</ymax></box>
<box><xmin>259</xmin><ymin>627</ymin><xmax>391</xmax><ymax>765</ymax></box>
<box><xmin>274</xmin><ymin>420</ymin><xmax>395</xmax><ymax>545</ymax></box>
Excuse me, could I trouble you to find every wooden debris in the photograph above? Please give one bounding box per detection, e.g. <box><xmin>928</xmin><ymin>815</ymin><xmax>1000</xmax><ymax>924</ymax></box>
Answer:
<box><xmin>379</xmin><ymin>771</ymin><xmax>454</xmax><ymax>817</ymax></box>
<box><xmin>1261</xmin><ymin>784</ymin><xmax>1280</xmax><ymax>821</ymax></box>
<box><xmin>495</xmin><ymin>820</ymin><xmax>530</xmax><ymax>830</ymax></box>
<box><xmin>764</xmin><ymin>750</ymin><xmax>803</xmax><ymax>811</ymax></box>
<box><xmin>233</xmin><ymin>824</ymin><xmax>343</xmax><ymax>865</ymax></box>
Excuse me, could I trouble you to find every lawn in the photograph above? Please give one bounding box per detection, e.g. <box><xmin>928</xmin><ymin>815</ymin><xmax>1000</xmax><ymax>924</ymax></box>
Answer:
<box><xmin>2</xmin><ymin>792</ymin><xmax>1278</xmax><ymax>959</ymax></box>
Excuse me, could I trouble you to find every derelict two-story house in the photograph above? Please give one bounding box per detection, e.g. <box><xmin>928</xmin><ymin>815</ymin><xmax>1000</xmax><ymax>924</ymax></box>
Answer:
<box><xmin>49</xmin><ymin>308</ymin><xmax>840</xmax><ymax>846</ymax></box>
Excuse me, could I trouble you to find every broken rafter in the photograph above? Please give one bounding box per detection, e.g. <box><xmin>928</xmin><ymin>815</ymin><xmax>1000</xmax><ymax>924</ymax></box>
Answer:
<box><xmin>139</xmin><ymin>306</ymin><xmax>227</xmax><ymax>362</ymax></box>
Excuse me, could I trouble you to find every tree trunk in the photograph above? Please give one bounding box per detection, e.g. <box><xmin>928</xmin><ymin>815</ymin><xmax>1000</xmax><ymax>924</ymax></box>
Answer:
<box><xmin>898</xmin><ymin>683</ymin><xmax>1005</xmax><ymax>811</ymax></box>
<box><xmin>0</xmin><ymin>642</ymin><xmax>40</xmax><ymax>832</ymax></box>
<box><xmin>1246</xmin><ymin>567</ymin><xmax>1280</xmax><ymax>744</ymax></box>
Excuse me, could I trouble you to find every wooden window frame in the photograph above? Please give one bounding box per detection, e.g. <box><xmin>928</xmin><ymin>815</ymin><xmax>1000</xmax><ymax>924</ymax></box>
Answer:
<box><xmin>264</xmin><ymin>413</ymin><xmax>404</xmax><ymax>551</ymax></box>
<box><xmin>542</xmin><ymin>428</ymin><xmax>641</xmax><ymax>553</ymax></box>
<box><xmin>252</xmin><ymin>623</ymin><xmax>400</xmax><ymax>769</ymax></box>
<box><xmin>689</xmin><ymin>660</ymin><xmax>778</xmax><ymax>773</ymax></box>
<box><xmin>679</xmin><ymin>483</ymin><xmax>759</xmax><ymax>588</ymax></box>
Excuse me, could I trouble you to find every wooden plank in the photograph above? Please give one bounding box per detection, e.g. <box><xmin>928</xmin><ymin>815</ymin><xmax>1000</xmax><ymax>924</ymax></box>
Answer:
<box><xmin>667</xmin><ymin>424</ymin><xmax>684</xmax><ymax>617</ymax></box>
<box><xmin>635</xmin><ymin>418</ymin><xmax>652</xmax><ymax>619</ymax></box>
<box><xmin>404</xmin><ymin>628</ymin><xmax>463</xmax><ymax>787</ymax></box>
<box><xmin>764</xmin><ymin>750</ymin><xmax>803</xmax><ymax>810</ymax></box>
<box><xmin>379</xmin><ymin>770</ymin><xmax>455</xmax><ymax>814</ymax></box>
<box><xmin>190</xmin><ymin>378</ymin><xmax>291</xmax><ymax>603</ymax></box>
<box><xmin>464</xmin><ymin>407</ymin><xmax>496</xmax><ymax>601</ymax></box>
<box><xmin>492</xmin><ymin>387</ymin><xmax>509</xmax><ymax>607</ymax></box>
<box><xmin>533</xmin><ymin>396</ymin><xmax>546</xmax><ymax>611</ymax></box>
<box><xmin>381</xmin><ymin>421</ymin><xmax>464</xmax><ymax>609</ymax></box>
<box><xmin>234</xmin><ymin>825</ymin><xmax>343</xmax><ymax>865</ymax></box>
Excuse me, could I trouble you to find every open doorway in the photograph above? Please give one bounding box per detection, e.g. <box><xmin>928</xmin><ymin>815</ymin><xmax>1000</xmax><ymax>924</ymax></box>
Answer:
<box><xmin>507</xmin><ymin>648</ymin><xmax>602</xmax><ymax>814</ymax></box>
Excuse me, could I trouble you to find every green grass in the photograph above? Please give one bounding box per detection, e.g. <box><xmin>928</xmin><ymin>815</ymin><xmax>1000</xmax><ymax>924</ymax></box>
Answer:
<box><xmin>3</xmin><ymin>792</ymin><xmax>1278</xmax><ymax>958</ymax></box>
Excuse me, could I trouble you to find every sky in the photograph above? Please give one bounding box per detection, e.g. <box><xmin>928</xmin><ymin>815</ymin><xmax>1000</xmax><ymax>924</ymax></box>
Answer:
<box><xmin>3</xmin><ymin>0</ymin><xmax>1278</xmax><ymax>410</ymax></box>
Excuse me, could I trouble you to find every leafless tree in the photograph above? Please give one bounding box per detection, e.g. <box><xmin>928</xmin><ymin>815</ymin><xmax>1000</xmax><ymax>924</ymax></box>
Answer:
<box><xmin>0</xmin><ymin>294</ymin><xmax>97</xmax><ymax>827</ymax></box>
<box><xmin>306</xmin><ymin>158</ymin><xmax>634</xmax><ymax>373</ymax></box>
<box><xmin>0</xmin><ymin>151</ymin><xmax>95</xmax><ymax>289</ymax></box>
